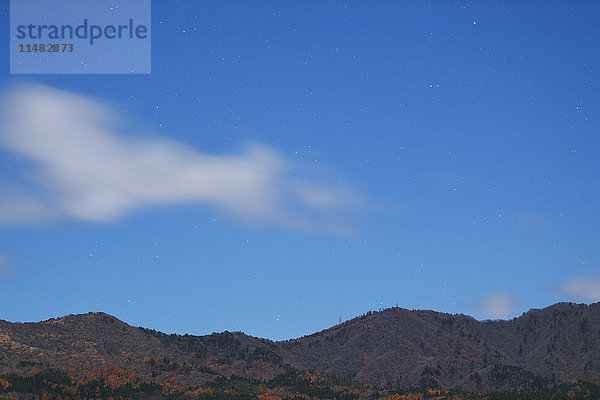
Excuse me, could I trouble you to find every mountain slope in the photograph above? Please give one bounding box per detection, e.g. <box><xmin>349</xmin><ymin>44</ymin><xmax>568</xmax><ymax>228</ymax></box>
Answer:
<box><xmin>0</xmin><ymin>312</ymin><xmax>284</xmax><ymax>387</ymax></box>
<box><xmin>278</xmin><ymin>302</ymin><xmax>600</xmax><ymax>390</ymax></box>
<box><xmin>1</xmin><ymin>302</ymin><xmax>599</xmax><ymax>395</ymax></box>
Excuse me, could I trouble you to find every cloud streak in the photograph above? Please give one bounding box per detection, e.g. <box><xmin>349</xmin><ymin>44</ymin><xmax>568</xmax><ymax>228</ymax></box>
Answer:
<box><xmin>559</xmin><ymin>275</ymin><xmax>600</xmax><ymax>303</ymax></box>
<box><xmin>477</xmin><ymin>292</ymin><xmax>516</xmax><ymax>319</ymax></box>
<box><xmin>0</xmin><ymin>253</ymin><xmax>14</xmax><ymax>279</ymax></box>
<box><xmin>0</xmin><ymin>84</ymin><xmax>358</xmax><ymax>232</ymax></box>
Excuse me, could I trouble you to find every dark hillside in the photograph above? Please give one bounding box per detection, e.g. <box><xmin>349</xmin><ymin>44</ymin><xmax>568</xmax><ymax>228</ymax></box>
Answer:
<box><xmin>1</xmin><ymin>302</ymin><xmax>599</xmax><ymax>397</ymax></box>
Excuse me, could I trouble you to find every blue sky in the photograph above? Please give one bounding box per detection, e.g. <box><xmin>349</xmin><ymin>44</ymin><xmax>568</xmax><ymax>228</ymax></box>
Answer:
<box><xmin>1</xmin><ymin>1</ymin><xmax>599</xmax><ymax>341</ymax></box>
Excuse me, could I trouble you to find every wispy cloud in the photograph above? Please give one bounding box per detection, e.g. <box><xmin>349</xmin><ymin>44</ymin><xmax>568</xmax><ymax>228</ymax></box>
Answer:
<box><xmin>558</xmin><ymin>275</ymin><xmax>600</xmax><ymax>303</ymax></box>
<box><xmin>0</xmin><ymin>254</ymin><xmax>13</xmax><ymax>279</ymax></box>
<box><xmin>0</xmin><ymin>84</ymin><xmax>358</xmax><ymax>232</ymax></box>
<box><xmin>477</xmin><ymin>292</ymin><xmax>516</xmax><ymax>319</ymax></box>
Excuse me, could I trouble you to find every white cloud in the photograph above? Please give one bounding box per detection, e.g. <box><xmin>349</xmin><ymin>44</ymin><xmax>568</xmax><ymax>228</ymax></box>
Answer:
<box><xmin>477</xmin><ymin>292</ymin><xmax>516</xmax><ymax>319</ymax></box>
<box><xmin>0</xmin><ymin>84</ymin><xmax>358</xmax><ymax>232</ymax></box>
<box><xmin>559</xmin><ymin>275</ymin><xmax>600</xmax><ymax>303</ymax></box>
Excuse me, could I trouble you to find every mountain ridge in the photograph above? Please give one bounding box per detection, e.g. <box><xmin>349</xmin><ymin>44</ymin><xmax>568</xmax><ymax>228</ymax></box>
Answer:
<box><xmin>1</xmin><ymin>301</ymin><xmax>599</xmax><ymax>396</ymax></box>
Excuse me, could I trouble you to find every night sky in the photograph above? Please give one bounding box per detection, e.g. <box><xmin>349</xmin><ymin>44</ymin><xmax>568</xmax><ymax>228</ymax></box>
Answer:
<box><xmin>1</xmin><ymin>1</ymin><xmax>599</xmax><ymax>340</ymax></box>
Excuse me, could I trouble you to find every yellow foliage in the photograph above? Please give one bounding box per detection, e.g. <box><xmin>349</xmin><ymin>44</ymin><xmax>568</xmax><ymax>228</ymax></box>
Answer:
<box><xmin>193</xmin><ymin>387</ymin><xmax>215</xmax><ymax>396</ymax></box>
<box><xmin>0</xmin><ymin>377</ymin><xmax>11</xmax><ymax>390</ymax></box>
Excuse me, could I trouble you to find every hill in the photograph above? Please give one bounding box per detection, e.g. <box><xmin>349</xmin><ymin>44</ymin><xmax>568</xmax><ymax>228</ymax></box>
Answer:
<box><xmin>1</xmin><ymin>302</ymin><xmax>599</xmax><ymax>399</ymax></box>
<box><xmin>279</xmin><ymin>302</ymin><xmax>600</xmax><ymax>390</ymax></box>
